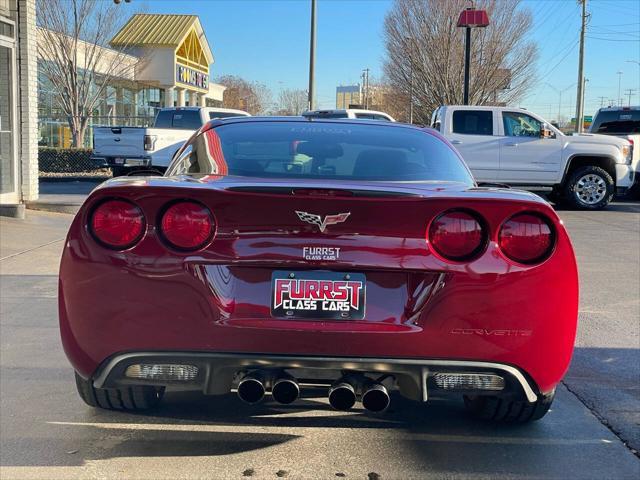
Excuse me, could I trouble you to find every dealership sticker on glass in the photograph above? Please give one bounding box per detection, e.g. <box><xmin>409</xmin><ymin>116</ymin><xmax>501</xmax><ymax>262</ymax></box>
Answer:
<box><xmin>271</xmin><ymin>271</ymin><xmax>366</xmax><ymax>319</ymax></box>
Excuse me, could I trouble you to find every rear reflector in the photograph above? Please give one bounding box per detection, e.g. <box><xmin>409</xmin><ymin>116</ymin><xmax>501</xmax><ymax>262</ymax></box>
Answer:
<box><xmin>428</xmin><ymin>210</ymin><xmax>486</xmax><ymax>261</ymax></box>
<box><xmin>499</xmin><ymin>213</ymin><xmax>554</xmax><ymax>264</ymax></box>
<box><xmin>159</xmin><ymin>201</ymin><xmax>215</xmax><ymax>251</ymax></box>
<box><xmin>125</xmin><ymin>364</ymin><xmax>198</xmax><ymax>381</ymax></box>
<box><xmin>433</xmin><ymin>373</ymin><xmax>505</xmax><ymax>391</ymax></box>
<box><xmin>89</xmin><ymin>199</ymin><xmax>145</xmax><ymax>249</ymax></box>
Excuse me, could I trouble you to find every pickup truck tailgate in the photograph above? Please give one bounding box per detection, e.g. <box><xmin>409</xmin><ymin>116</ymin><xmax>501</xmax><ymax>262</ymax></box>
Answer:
<box><xmin>93</xmin><ymin>127</ymin><xmax>145</xmax><ymax>157</ymax></box>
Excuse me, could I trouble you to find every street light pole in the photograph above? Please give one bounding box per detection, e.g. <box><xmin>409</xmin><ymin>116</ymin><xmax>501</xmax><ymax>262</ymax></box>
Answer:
<box><xmin>409</xmin><ymin>63</ymin><xmax>414</xmax><ymax>124</ymax></box>
<box><xmin>456</xmin><ymin>6</ymin><xmax>489</xmax><ymax>106</ymax></box>
<box><xmin>616</xmin><ymin>71</ymin><xmax>623</xmax><ymax>106</ymax></box>
<box><xmin>307</xmin><ymin>0</ymin><xmax>316</xmax><ymax>111</ymax></box>
<box><xmin>574</xmin><ymin>0</ymin><xmax>587</xmax><ymax>133</ymax></box>
<box><xmin>463</xmin><ymin>26</ymin><xmax>471</xmax><ymax>105</ymax></box>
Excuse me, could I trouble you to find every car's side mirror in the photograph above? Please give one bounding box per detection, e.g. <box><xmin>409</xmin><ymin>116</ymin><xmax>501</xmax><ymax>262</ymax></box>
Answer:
<box><xmin>540</xmin><ymin>124</ymin><xmax>555</xmax><ymax>139</ymax></box>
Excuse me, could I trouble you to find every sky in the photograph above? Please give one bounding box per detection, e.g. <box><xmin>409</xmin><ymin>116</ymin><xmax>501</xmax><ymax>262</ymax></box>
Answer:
<box><xmin>140</xmin><ymin>0</ymin><xmax>640</xmax><ymax>119</ymax></box>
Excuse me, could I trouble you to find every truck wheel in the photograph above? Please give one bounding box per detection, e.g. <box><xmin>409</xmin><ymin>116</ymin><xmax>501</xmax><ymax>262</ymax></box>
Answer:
<box><xmin>463</xmin><ymin>390</ymin><xmax>555</xmax><ymax>423</ymax></box>
<box><xmin>563</xmin><ymin>165</ymin><xmax>614</xmax><ymax>209</ymax></box>
<box><xmin>74</xmin><ymin>372</ymin><xmax>164</xmax><ymax>411</ymax></box>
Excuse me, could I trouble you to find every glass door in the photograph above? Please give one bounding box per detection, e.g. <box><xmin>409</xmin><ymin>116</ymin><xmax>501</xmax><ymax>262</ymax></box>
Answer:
<box><xmin>0</xmin><ymin>38</ymin><xmax>18</xmax><ymax>204</ymax></box>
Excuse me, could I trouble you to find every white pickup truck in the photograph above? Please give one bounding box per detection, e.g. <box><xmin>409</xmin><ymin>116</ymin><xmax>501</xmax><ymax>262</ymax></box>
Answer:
<box><xmin>92</xmin><ymin>107</ymin><xmax>250</xmax><ymax>176</ymax></box>
<box><xmin>430</xmin><ymin>105</ymin><xmax>636</xmax><ymax>209</ymax></box>
<box><xmin>589</xmin><ymin>106</ymin><xmax>639</xmax><ymax>198</ymax></box>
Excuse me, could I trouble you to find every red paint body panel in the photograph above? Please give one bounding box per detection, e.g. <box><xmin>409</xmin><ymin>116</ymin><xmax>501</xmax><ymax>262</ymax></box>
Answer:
<box><xmin>59</xmin><ymin>173</ymin><xmax>579</xmax><ymax>395</ymax></box>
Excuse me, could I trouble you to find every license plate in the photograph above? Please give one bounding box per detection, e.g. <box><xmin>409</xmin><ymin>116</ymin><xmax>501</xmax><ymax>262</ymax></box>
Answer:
<box><xmin>271</xmin><ymin>271</ymin><xmax>366</xmax><ymax>319</ymax></box>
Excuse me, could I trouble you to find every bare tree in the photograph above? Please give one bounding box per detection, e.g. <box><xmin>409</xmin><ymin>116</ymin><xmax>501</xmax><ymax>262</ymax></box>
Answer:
<box><xmin>277</xmin><ymin>88</ymin><xmax>308</xmax><ymax>115</ymax></box>
<box><xmin>37</xmin><ymin>0</ymin><xmax>140</xmax><ymax>147</ymax></box>
<box><xmin>216</xmin><ymin>75</ymin><xmax>273</xmax><ymax>115</ymax></box>
<box><xmin>383</xmin><ymin>0</ymin><xmax>538</xmax><ymax>124</ymax></box>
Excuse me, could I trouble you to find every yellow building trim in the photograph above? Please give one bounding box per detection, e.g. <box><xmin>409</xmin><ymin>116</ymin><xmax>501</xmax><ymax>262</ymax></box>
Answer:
<box><xmin>175</xmin><ymin>28</ymin><xmax>209</xmax><ymax>73</ymax></box>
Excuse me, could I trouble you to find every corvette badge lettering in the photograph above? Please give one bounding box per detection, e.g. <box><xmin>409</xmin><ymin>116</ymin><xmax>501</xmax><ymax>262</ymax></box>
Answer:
<box><xmin>296</xmin><ymin>211</ymin><xmax>350</xmax><ymax>232</ymax></box>
<box><xmin>449</xmin><ymin>328</ymin><xmax>532</xmax><ymax>337</ymax></box>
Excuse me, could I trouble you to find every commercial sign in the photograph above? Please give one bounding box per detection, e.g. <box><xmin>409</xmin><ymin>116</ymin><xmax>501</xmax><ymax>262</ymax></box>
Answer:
<box><xmin>176</xmin><ymin>64</ymin><xmax>209</xmax><ymax>91</ymax></box>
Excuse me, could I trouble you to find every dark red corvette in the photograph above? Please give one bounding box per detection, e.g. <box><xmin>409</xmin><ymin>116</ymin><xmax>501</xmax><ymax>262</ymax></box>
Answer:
<box><xmin>60</xmin><ymin>118</ymin><xmax>578</xmax><ymax>422</ymax></box>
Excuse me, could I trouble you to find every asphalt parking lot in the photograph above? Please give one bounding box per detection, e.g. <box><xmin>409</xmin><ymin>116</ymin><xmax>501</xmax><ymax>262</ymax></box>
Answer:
<box><xmin>1</xmin><ymin>201</ymin><xmax>639</xmax><ymax>480</ymax></box>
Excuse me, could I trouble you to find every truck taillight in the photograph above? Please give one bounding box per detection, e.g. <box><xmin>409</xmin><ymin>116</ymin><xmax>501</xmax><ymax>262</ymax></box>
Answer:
<box><xmin>144</xmin><ymin>134</ymin><xmax>157</xmax><ymax>151</ymax></box>
<box><xmin>89</xmin><ymin>199</ymin><xmax>146</xmax><ymax>250</ymax></box>
<box><xmin>498</xmin><ymin>213</ymin><xmax>555</xmax><ymax>265</ymax></box>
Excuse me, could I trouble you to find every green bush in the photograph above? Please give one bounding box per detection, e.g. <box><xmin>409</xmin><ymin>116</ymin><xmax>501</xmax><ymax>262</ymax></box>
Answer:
<box><xmin>38</xmin><ymin>147</ymin><xmax>97</xmax><ymax>173</ymax></box>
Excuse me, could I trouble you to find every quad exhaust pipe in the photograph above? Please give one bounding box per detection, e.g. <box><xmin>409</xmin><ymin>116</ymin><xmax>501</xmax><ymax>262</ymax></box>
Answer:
<box><xmin>237</xmin><ymin>372</ymin><xmax>300</xmax><ymax>405</ymax></box>
<box><xmin>328</xmin><ymin>376</ymin><xmax>390</xmax><ymax>413</ymax></box>
<box><xmin>237</xmin><ymin>371</ymin><xmax>390</xmax><ymax>412</ymax></box>
<box><xmin>272</xmin><ymin>375</ymin><xmax>300</xmax><ymax>404</ymax></box>
<box><xmin>361</xmin><ymin>382</ymin><xmax>390</xmax><ymax>413</ymax></box>
<box><xmin>328</xmin><ymin>381</ymin><xmax>357</xmax><ymax>411</ymax></box>
<box><xmin>237</xmin><ymin>373</ymin><xmax>266</xmax><ymax>404</ymax></box>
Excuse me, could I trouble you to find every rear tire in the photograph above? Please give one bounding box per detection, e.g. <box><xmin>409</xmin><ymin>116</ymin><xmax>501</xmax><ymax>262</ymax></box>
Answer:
<box><xmin>463</xmin><ymin>390</ymin><xmax>555</xmax><ymax>423</ymax></box>
<box><xmin>563</xmin><ymin>165</ymin><xmax>614</xmax><ymax>210</ymax></box>
<box><xmin>74</xmin><ymin>372</ymin><xmax>164</xmax><ymax>411</ymax></box>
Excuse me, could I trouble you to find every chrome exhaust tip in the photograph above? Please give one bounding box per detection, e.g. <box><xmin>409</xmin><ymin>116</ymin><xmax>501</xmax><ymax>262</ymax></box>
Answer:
<box><xmin>328</xmin><ymin>381</ymin><xmax>357</xmax><ymax>411</ymax></box>
<box><xmin>272</xmin><ymin>377</ymin><xmax>300</xmax><ymax>404</ymax></box>
<box><xmin>237</xmin><ymin>375</ymin><xmax>266</xmax><ymax>404</ymax></box>
<box><xmin>362</xmin><ymin>382</ymin><xmax>390</xmax><ymax>413</ymax></box>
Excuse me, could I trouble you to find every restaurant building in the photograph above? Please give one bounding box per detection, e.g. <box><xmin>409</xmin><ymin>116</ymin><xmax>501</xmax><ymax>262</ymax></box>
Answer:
<box><xmin>39</xmin><ymin>14</ymin><xmax>226</xmax><ymax>148</ymax></box>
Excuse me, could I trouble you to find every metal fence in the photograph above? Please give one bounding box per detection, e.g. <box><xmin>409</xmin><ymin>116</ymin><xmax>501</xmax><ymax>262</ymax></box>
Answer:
<box><xmin>38</xmin><ymin>148</ymin><xmax>102</xmax><ymax>173</ymax></box>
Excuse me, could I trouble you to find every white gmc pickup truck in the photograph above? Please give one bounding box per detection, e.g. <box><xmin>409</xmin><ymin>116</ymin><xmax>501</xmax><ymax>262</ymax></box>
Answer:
<box><xmin>431</xmin><ymin>105</ymin><xmax>636</xmax><ymax>209</ymax></box>
<box><xmin>92</xmin><ymin>107</ymin><xmax>250</xmax><ymax>176</ymax></box>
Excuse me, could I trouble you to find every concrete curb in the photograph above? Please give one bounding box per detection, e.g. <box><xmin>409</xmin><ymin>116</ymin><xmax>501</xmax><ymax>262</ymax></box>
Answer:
<box><xmin>39</xmin><ymin>176</ymin><xmax>109</xmax><ymax>183</ymax></box>
<box><xmin>26</xmin><ymin>202</ymin><xmax>79</xmax><ymax>215</ymax></box>
<box><xmin>0</xmin><ymin>204</ymin><xmax>26</xmax><ymax>219</ymax></box>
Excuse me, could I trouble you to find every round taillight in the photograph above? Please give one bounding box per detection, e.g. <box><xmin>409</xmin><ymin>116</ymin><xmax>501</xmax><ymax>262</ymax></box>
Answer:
<box><xmin>499</xmin><ymin>213</ymin><xmax>554</xmax><ymax>264</ymax></box>
<box><xmin>89</xmin><ymin>199</ymin><xmax>145</xmax><ymax>249</ymax></box>
<box><xmin>428</xmin><ymin>210</ymin><xmax>486</xmax><ymax>261</ymax></box>
<box><xmin>159</xmin><ymin>201</ymin><xmax>214</xmax><ymax>251</ymax></box>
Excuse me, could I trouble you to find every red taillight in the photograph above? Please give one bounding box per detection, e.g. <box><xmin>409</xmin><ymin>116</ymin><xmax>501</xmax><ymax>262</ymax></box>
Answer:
<box><xmin>89</xmin><ymin>199</ymin><xmax>145</xmax><ymax>249</ymax></box>
<box><xmin>499</xmin><ymin>213</ymin><xmax>555</xmax><ymax>264</ymax></box>
<box><xmin>159</xmin><ymin>201</ymin><xmax>214</xmax><ymax>251</ymax></box>
<box><xmin>428</xmin><ymin>210</ymin><xmax>486</xmax><ymax>261</ymax></box>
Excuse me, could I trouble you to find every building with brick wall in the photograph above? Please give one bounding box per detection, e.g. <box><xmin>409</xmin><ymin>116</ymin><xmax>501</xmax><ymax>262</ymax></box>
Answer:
<box><xmin>0</xmin><ymin>0</ymin><xmax>38</xmax><ymax>216</ymax></box>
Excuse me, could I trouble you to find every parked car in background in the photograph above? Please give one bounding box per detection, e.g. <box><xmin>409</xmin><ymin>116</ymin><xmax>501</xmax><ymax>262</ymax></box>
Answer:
<box><xmin>431</xmin><ymin>105</ymin><xmax>635</xmax><ymax>209</ymax></box>
<box><xmin>92</xmin><ymin>107</ymin><xmax>250</xmax><ymax>176</ymax></box>
<box><xmin>61</xmin><ymin>118</ymin><xmax>577</xmax><ymax>423</ymax></box>
<box><xmin>303</xmin><ymin>109</ymin><xmax>396</xmax><ymax>121</ymax></box>
<box><xmin>589</xmin><ymin>106</ymin><xmax>640</xmax><ymax>197</ymax></box>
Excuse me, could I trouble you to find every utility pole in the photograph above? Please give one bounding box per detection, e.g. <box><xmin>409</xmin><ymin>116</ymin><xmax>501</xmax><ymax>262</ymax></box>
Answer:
<box><xmin>307</xmin><ymin>0</ymin><xmax>316</xmax><ymax>111</ymax></box>
<box><xmin>362</xmin><ymin>68</ymin><xmax>370</xmax><ymax>109</ymax></box>
<box><xmin>624</xmin><ymin>88</ymin><xmax>636</xmax><ymax>106</ymax></box>
<box><xmin>597</xmin><ymin>96</ymin><xmax>607</xmax><ymax>108</ymax></box>
<box><xmin>616</xmin><ymin>71</ymin><xmax>623</xmax><ymax>106</ymax></box>
<box><xmin>574</xmin><ymin>0</ymin><xmax>587</xmax><ymax>133</ymax></box>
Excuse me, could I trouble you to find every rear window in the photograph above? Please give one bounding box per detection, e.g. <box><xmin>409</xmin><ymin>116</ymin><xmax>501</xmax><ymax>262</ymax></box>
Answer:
<box><xmin>590</xmin><ymin>110</ymin><xmax>640</xmax><ymax>135</ymax></box>
<box><xmin>154</xmin><ymin>110</ymin><xmax>202</xmax><ymax>129</ymax></box>
<box><xmin>452</xmin><ymin>110</ymin><xmax>493</xmax><ymax>135</ymax></box>
<box><xmin>168</xmin><ymin>122</ymin><xmax>473</xmax><ymax>184</ymax></box>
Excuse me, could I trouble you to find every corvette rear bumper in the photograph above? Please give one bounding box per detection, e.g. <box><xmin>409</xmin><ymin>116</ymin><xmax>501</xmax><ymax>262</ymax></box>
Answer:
<box><xmin>91</xmin><ymin>352</ymin><xmax>539</xmax><ymax>403</ymax></box>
